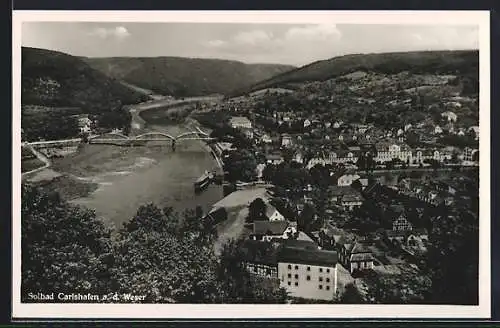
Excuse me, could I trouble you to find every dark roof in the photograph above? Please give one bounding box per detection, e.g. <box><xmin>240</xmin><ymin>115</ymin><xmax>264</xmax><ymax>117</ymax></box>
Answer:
<box><xmin>328</xmin><ymin>186</ymin><xmax>358</xmax><ymax>197</ymax></box>
<box><xmin>342</xmin><ymin>194</ymin><xmax>363</xmax><ymax>203</ymax></box>
<box><xmin>280</xmin><ymin>239</ymin><xmax>318</xmax><ymax>250</ymax></box>
<box><xmin>410</xmin><ymin>228</ymin><xmax>428</xmax><ymax>236</ymax></box>
<box><xmin>351</xmin><ymin>253</ymin><xmax>374</xmax><ymax>262</ymax></box>
<box><xmin>277</xmin><ymin>247</ymin><xmax>338</xmax><ymax>267</ymax></box>
<box><xmin>350</xmin><ymin>241</ymin><xmax>373</xmax><ymax>254</ymax></box>
<box><xmin>386</xmin><ymin>230</ymin><xmax>408</xmax><ymax>238</ymax></box>
<box><xmin>266</xmin><ymin>154</ymin><xmax>283</xmax><ymax>160</ymax></box>
<box><xmin>253</xmin><ymin>220</ymin><xmax>289</xmax><ymax>235</ymax></box>
<box><xmin>240</xmin><ymin>240</ymin><xmax>278</xmax><ymax>266</ymax></box>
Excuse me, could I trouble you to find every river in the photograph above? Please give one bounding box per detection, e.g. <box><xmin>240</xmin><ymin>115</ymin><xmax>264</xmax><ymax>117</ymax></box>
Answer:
<box><xmin>51</xmin><ymin>118</ymin><xmax>223</xmax><ymax>229</ymax></box>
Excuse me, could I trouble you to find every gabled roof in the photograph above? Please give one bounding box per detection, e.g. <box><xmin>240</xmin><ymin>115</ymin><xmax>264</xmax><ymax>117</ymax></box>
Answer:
<box><xmin>253</xmin><ymin>220</ymin><xmax>289</xmax><ymax>235</ymax></box>
<box><xmin>410</xmin><ymin>228</ymin><xmax>428</xmax><ymax>236</ymax></box>
<box><xmin>350</xmin><ymin>241</ymin><xmax>372</xmax><ymax>254</ymax></box>
<box><xmin>328</xmin><ymin>186</ymin><xmax>359</xmax><ymax>197</ymax></box>
<box><xmin>266</xmin><ymin>154</ymin><xmax>283</xmax><ymax>160</ymax></box>
<box><xmin>281</xmin><ymin>238</ymin><xmax>318</xmax><ymax>250</ymax></box>
<box><xmin>277</xmin><ymin>247</ymin><xmax>338</xmax><ymax>267</ymax></box>
<box><xmin>265</xmin><ymin>204</ymin><xmax>280</xmax><ymax>219</ymax></box>
<box><xmin>350</xmin><ymin>253</ymin><xmax>374</xmax><ymax>262</ymax></box>
<box><xmin>342</xmin><ymin>194</ymin><xmax>363</xmax><ymax>203</ymax></box>
<box><xmin>386</xmin><ymin>230</ymin><xmax>407</xmax><ymax>238</ymax></box>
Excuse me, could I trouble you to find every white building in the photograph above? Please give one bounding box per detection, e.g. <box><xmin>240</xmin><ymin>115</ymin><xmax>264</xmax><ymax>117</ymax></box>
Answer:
<box><xmin>434</xmin><ymin>125</ymin><xmax>443</xmax><ymax>134</ymax></box>
<box><xmin>441</xmin><ymin>111</ymin><xmax>458</xmax><ymax>123</ymax></box>
<box><xmin>251</xmin><ymin>221</ymin><xmax>297</xmax><ymax>241</ymax></box>
<box><xmin>261</xmin><ymin>133</ymin><xmax>273</xmax><ymax>144</ymax></box>
<box><xmin>265</xmin><ymin>205</ymin><xmax>286</xmax><ymax>222</ymax></box>
<box><xmin>303</xmin><ymin>119</ymin><xmax>311</xmax><ymax>128</ymax></box>
<box><xmin>337</xmin><ymin>174</ymin><xmax>361</xmax><ymax>186</ymax></box>
<box><xmin>278</xmin><ymin>246</ymin><xmax>338</xmax><ymax>301</ymax></box>
<box><xmin>375</xmin><ymin>143</ymin><xmax>412</xmax><ymax>163</ymax></box>
<box><xmin>468</xmin><ymin>126</ymin><xmax>479</xmax><ymax>140</ymax></box>
<box><xmin>281</xmin><ymin>134</ymin><xmax>293</xmax><ymax>148</ymax></box>
<box><xmin>229</xmin><ymin>116</ymin><xmax>252</xmax><ymax>129</ymax></box>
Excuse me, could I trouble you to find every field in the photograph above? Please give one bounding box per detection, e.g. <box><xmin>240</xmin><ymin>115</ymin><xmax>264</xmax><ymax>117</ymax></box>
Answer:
<box><xmin>36</xmin><ymin>175</ymin><xmax>99</xmax><ymax>200</ymax></box>
<box><xmin>21</xmin><ymin>158</ymin><xmax>46</xmax><ymax>173</ymax></box>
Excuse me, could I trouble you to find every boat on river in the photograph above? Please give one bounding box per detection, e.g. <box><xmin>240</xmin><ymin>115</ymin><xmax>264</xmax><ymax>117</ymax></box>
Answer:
<box><xmin>194</xmin><ymin>170</ymin><xmax>215</xmax><ymax>193</ymax></box>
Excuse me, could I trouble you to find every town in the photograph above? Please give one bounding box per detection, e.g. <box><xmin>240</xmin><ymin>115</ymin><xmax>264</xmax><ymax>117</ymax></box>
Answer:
<box><xmin>193</xmin><ymin>70</ymin><xmax>479</xmax><ymax>303</ymax></box>
<box><xmin>19</xmin><ymin>22</ymin><xmax>480</xmax><ymax>307</ymax></box>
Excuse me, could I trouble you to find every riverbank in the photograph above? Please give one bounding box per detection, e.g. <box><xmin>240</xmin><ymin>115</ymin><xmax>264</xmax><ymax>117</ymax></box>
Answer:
<box><xmin>21</xmin><ymin>96</ymin><xmax>225</xmax><ymax>228</ymax></box>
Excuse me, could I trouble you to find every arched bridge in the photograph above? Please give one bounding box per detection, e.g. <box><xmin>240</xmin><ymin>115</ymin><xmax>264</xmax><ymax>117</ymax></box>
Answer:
<box><xmin>88</xmin><ymin>128</ymin><xmax>214</xmax><ymax>150</ymax></box>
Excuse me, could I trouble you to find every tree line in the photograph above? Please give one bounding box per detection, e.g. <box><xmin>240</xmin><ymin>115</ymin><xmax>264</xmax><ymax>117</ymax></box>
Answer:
<box><xmin>21</xmin><ymin>184</ymin><xmax>288</xmax><ymax>304</ymax></box>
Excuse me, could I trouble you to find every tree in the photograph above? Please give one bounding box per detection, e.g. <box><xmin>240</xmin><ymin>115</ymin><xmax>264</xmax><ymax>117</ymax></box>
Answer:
<box><xmin>364</xmin><ymin>266</ymin><xmax>432</xmax><ymax>304</ymax></box>
<box><xmin>217</xmin><ymin>240</ymin><xmax>288</xmax><ymax>303</ymax></box>
<box><xmin>340</xmin><ymin>283</ymin><xmax>366</xmax><ymax>304</ymax></box>
<box><xmin>224</xmin><ymin>149</ymin><xmax>258</xmax><ymax>182</ymax></box>
<box><xmin>262</xmin><ymin>164</ymin><xmax>276</xmax><ymax>182</ymax></box>
<box><xmin>113</xmin><ymin>204</ymin><xmax>223</xmax><ymax>303</ymax></box>
<box><xmin>21</xmin><ymin>184</ymin><xmax>115</xmax><ymax>301</ymax></box>
<box><xmin>425</xmin><ymin>207</ymin><xmax>479</xmax><ymax>305</ymax></box>
<box><xmin>298</xmin><ymin>203</ymin><xmax>316</xmax><ymax>232</ymax></box>
<box><xmin>248</xmin><ymin>198</ymin><xmax>267</xmax><ymax>222</ymax></box>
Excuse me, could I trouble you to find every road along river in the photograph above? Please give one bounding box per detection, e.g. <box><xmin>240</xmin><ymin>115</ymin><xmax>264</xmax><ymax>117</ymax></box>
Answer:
<box><xmin>50</xmin><ymin>106</ymin><xmax>223</xmax><ymax>229</ymax></box>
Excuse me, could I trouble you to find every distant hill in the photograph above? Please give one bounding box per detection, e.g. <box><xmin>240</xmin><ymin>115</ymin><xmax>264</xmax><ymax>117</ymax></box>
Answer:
<box><xmin>21</xmin><ymin>47</ymin><xmax>148</xmax><ymax>140</ymax></box>
<box><xmin>232</xmin><ymin>50</ymin><xmax>479</xmax><ymax>96</ymax></box>
<box><xmin>82</xmin><ymin>56</ymin><xmax>295</xmax><ymax>97</ymax></box>
<box><xmin>22</xmin><ymin>47</ymin><xmax>147</xmax><ymax>111</ymax></box>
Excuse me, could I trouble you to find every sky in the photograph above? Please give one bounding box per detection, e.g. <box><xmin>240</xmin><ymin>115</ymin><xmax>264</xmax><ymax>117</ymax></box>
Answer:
<box><xmin>21</xmin><ymin>22</ymin><xmax>479</xmax><ymax>67</ymax></box>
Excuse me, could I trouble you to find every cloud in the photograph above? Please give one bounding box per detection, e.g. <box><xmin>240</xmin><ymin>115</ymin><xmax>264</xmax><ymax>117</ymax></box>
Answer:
<box><xmin>89</xmin><ymin>26</ymin><xmax>130</xmax><ymax>40</ymax></box>
<box><xmin>204</xmin><ymin>39</ymin><xmax>226</xmax><ymax>48</ymax></box>
<box><xmin>202</xmin><ymin>24</ymin><xmax>342</xmax><ymax>58</ymax></box>
<box><xmin>233</xmin><ymin>30</ymin><xmax>274</xmax><ymax>45</ymax></box>
<box><xmin>407</xmin><ymin>26</ymin><xmax>478</xmax><ymax>50</ymax></box>
<box><xmin>284</xmin><ymin>24</ymin><xmax>342</xmax><ymax>42</ymax></box>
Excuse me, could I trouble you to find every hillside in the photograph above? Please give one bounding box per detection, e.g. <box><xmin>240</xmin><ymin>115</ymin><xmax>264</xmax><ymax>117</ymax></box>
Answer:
<box><xmin>83</xmin><ymin>56</ymin><xmax>295</xmax><ymax>97</ymax></box>
<box><xmin>22</xmin><ymin>47</ymin><xmax>147</xmax><ymax>110</ymax></box>
<box><xmin>233</xmin><ymin>50</ymin><xmax>478</xmax><ymax>96</ymax></box>
<box><xmin>21</xmin><ymin>47</ymin><xmax>148</xmax><ymax>141</ymax></box>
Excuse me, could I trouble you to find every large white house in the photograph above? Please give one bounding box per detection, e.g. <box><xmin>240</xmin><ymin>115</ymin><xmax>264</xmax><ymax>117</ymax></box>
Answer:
<box><xmin>278</xmin><ymin>243</ymin><xmax>338</xmax><ymax>301</ymax></box>
<box><xmin>375</xmin><ymin>143</ymin><xmax>412</xmax><ymax>163</ymax></box>
<box><xmin>229</xmin><ymin>116</ymin><xmax>252</xmax><ymax>129</ymax></box>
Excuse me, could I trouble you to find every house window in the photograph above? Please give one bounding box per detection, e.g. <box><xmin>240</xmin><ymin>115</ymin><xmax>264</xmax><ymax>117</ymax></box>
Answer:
<box><xmin>288</xmin><ymin>281</ymin><xmax>291</xmax><ymax>286</ymax></box>
<box><xmin>319</xmin><ymin>277</ymin><xmax>323</xmax><ymax>282</ymax></box>
<box><xmin>294</xmin><ymin>274</ymin><xmax>299</xmax><ymax>279</ymax></box>
<box><xmin>307</xmin><ymin>275</ymin><xmax>311</xmax><ymax>281</ymax></box>
<box><xmin>288</xmin><ymin>264</ymin><xmax>292</xmax><ymax>269</ymax></box>
<box><xmin>307</xmin><ymin>266</ymin><xmax>311</xmax><ymax>271</ymax></box>
<box><xmin>326</xmin><ymin>268</ymin><xmax>330</xmax><ymax>273</ymax></box>
<box><xmin>319</xmin><ymin>285</ymin><xmax>323</xmax><ymax>290</ymax></box>
<box><xmin>326</xmin><ymin>286</ymin><xmax>330</xmax><ymax>291</ymax></box>
<box><xmin>295</xmin><ymin>265</ymin><xmax>299</xmax><ymax>270</ymax></box>
<box><xmin>326</xmin><ymin>278</ymin><xmax>330</xmax><ymax>283</ymax></box>
<box><xmin>319</xmin><ymin>268</ymin><xmax>323</xmax><ymax>273</ymax></box>
<box><xmin>288</xmin><ymin>273</ymin><xmax>291</xmax><ymax>278</ymax></box>
<box><xmin>295</xmin><ymin>282</ymin><xmax>299</xmax><ymax>286</ymax></box>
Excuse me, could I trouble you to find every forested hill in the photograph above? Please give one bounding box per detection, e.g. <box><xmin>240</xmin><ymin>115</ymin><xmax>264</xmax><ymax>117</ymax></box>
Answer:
<box><xmin>21</xmin><ymin>47</ymin><xmax>148</xmax><ymax>141</ymax></box>
<box><xmin>22</xmin><ymin>47</ymin><xmax>147</xmax><ymax>111</ymax></box>
<box><xmin>232</xmin><ymin>50</ymin><xmax>479</xmax><ymax>96</ymax></box>
<box><xmin>82</xmin><ymin>56</ymin><xmax>295</xmax><ymax>97</ymax></box>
